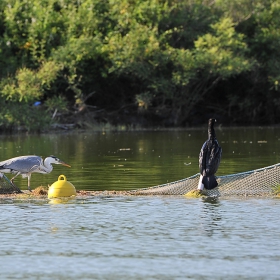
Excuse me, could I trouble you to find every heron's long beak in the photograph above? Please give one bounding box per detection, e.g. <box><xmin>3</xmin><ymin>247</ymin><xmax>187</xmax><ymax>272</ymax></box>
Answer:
<box><xmin>60</xmin><ymin>160</ymin><xmax>71</xmax><ymax>168</ymax></box>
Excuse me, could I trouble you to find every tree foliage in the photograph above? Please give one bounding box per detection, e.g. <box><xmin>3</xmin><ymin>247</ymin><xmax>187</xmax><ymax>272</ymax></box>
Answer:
<box><xmin>0</xmin><ymin>0</ymin><xmax>279</xmax><ymax>130</ymax></box>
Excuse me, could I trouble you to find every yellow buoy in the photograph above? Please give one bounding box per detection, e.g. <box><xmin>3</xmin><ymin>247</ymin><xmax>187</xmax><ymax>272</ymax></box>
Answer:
<box><xmin>48</xmin><ymin>175</ymin><xmax>76</xmax><ymax>199</ymax></box>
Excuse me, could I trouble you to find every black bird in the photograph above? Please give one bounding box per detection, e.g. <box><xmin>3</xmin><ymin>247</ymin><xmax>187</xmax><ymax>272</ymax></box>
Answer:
<box><xmin>198</xmin><ymin>118</ymin><xmax>222</xmax><ymax>190</ymax></box>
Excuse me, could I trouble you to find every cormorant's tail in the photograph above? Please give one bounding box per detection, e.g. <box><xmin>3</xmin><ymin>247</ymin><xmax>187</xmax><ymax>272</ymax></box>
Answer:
<box><xmin>202</xmin><ymin>175</ymin><xmax>218</xmax><ymax>190</ymax></box>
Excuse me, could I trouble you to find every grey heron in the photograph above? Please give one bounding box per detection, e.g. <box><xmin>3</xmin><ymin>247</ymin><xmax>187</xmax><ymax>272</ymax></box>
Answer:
<box><xmin>0</xmin><ymin>155</ymin><xmax>71</xmax><ymax>191</ymax></box>
<box><xmin>198</xmin><ymin>118</ymin><xmax>222</xmax><ymax>190</ymax></box>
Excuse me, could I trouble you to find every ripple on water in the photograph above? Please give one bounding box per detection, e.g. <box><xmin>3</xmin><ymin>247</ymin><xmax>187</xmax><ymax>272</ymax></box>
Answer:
<box><xmin>0</xmin><ymin>196</ymin><xmax>279</xmax><ymax>279</ymax></box>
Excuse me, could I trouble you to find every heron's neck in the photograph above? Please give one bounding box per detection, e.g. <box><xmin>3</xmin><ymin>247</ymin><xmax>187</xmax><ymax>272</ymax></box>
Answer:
<box><xmin>43</xmin><ymin>158</ymin><xmax>54</xmax><ymax>173</ymax></box>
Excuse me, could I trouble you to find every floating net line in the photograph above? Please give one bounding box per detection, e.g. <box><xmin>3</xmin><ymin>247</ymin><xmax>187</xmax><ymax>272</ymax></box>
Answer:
<box><xmin>129</xmin><ymin>163</ymin><xmax>280</xmax><ymax>197</ymax></box>
<box><xmin>1</xmin><ymin>164</ymin><xmax>279</xmax><ymax>197</ymax></box>
<box><xmin>0</xmin><ymin>175</ymin><xmax>22</xmax><ymax>194</ymax></box>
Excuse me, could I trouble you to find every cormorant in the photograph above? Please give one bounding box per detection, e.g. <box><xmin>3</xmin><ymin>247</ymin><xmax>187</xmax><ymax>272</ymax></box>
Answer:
<box><xmin>197</xmin><ymin>118</ymin><xmax>222</xmax><ymax>190</ymax></box>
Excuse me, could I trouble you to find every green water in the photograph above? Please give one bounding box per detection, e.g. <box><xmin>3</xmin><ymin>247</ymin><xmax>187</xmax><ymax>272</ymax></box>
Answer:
<box><xmin>1</xmin><ymin>127</ymin><xmax>280</xmax><ymax>279</ymax></box>
<box><xmin>0</xmin><ymin>126</ymin><xmax>280</xmax><ymax>191</ymax></box>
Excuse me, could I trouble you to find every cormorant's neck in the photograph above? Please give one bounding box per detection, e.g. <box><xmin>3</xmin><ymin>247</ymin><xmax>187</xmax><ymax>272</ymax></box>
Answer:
<box><xmin>208</xmin><ymin>122</ymin><xmax>216</xmax><ymax>140</ymax></box>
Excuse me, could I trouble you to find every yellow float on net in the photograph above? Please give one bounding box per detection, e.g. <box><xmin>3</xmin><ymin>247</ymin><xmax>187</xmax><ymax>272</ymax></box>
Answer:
<box><xmin>184</xmin><ymin>189</ymin><xmax>206</xmax><ymax>198</ymax></box>
<box><xmin>48</xmin><ymin>175</ymin><xmax>76</xmax><ymax>199</ymax></box>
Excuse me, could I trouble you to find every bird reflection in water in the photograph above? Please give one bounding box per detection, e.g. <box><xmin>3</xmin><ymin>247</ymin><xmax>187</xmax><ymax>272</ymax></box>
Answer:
<box><xmin>198</xmin><ymin>198</ymin><xmax>223</xmax><ymax>237</ymax></box>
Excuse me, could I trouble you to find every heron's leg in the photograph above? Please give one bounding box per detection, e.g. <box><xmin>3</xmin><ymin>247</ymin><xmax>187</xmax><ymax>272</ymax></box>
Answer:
<box><xmin>11</xmin><ymin>172</ymin><xmax>21</xmax><ymax>183</ymax></box>
<box><xmin>27</xmin><ymin>175</ymin><xmax>31</xmax><ymax>191</ymax></box>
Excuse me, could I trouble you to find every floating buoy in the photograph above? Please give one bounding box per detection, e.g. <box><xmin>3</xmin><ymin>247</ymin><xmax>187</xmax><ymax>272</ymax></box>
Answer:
<box><xmin>48</xmin><ymin>175</ymin><xmax>76</xmax><ymax>199</ymax></box>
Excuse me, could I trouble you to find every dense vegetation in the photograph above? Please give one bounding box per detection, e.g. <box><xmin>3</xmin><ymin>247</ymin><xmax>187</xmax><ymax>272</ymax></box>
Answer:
<box><xmin>0</xmin><ymin>0</ymin><xmax>280</xmax><ymax>131</ymax></box>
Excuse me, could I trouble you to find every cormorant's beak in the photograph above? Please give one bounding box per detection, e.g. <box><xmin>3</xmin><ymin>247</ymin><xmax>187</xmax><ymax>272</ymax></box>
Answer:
<box><xmin>59</xmin><ymin>160</ymin><xmax>71</xmax><ymax>168</ymax></box>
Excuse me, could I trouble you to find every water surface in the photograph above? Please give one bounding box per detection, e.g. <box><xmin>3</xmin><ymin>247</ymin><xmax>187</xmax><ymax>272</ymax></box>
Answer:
<box><xmin>0</xmin><ymin>127</ymin><xmax>279</xmax><ymax>279</ymax></box>
<box><xmin>1</xmin><ymin>127</ymin><xmax>280</xmax><ymax>191</ymax></box>
<box><xmin>0</xmin><ymin>196</ymin><xmax>279</xmax><ymax>279</ymax></box>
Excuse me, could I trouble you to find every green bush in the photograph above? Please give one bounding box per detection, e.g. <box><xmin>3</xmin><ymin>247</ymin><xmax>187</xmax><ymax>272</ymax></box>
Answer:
<box><xmin>0</xmin><ymin>0</ymin><xmax>280</xmax><ymax>130</ymax></box>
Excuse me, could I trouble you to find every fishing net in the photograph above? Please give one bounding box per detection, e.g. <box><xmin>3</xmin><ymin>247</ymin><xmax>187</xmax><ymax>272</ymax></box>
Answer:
<box><xmin>130</xmin><ymin>163</ymin><xmax>280</xmax><ymax>197</ymax></box>
<box><xmin>0</xmin><ymin>175</ymin><xmax>22</xmax><ymax>194</ymax></box>
<box><xmin>1</xmin><ymin>164</ymin><xmax>279</xmax><ymax>197</ymax></box>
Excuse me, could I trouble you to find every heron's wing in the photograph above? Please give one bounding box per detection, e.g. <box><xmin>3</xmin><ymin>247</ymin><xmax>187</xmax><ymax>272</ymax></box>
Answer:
<box><xmin>0</xmin><ymin>155</ymin><xmax>42</xmax><ymax>173</ymax></box>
